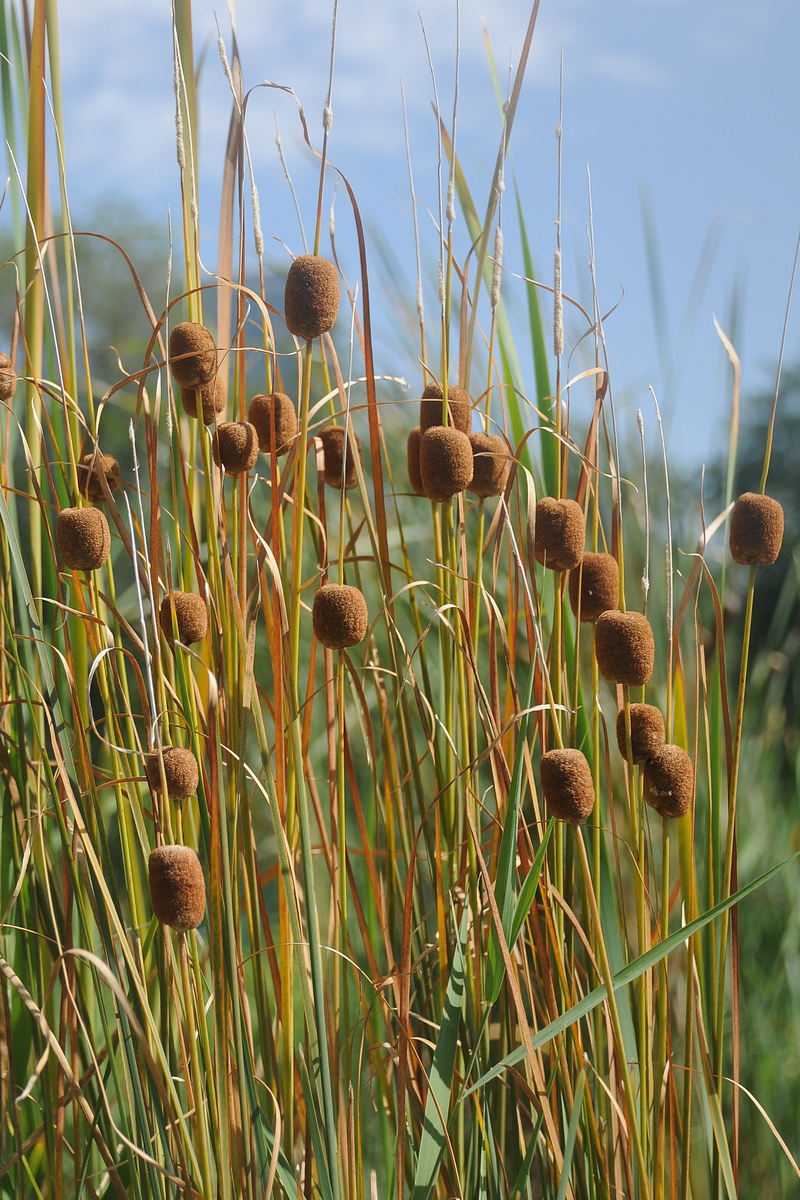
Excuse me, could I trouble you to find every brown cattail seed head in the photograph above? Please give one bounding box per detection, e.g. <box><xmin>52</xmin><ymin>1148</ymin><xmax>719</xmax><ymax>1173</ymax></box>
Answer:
<box><xmin>419</xmin><ymin>382</ymin><xmax>472</xmax><ymax>434</ymax></box>
<box><xmin>248</xmin><ymin>392</ymin><xmax>298</xmax><ymax>455</ymax></box>
<box><xmin>540</xmin><ymin>749</ymin><xmax>595</xmax><ymax>825</ymax></box>
<box><xmin>213</xmin><ymin>422</ymin><xmax>259</xmax><ymax>474</ymax></box>
<box><xmin>0</xmin><ymin>352</ymin><xmax>16</xmax><ymax>402</ymax></box>
<box><xmin>534</xmin><ymin>498</ymin><xmax>585</xmax><ymax>571</ymax></box>
<box><xmin>595</xmin><ymin>610</ymin><xmax>655</xmax><ymax>688</ymax></box>
<box><xmin>77</xmin><ymin>452</ymin><xmax>121</xmax><ymax>502</ymax></box>
<box><xmin>56</xmin><ymin>507</ymin><xmax>111</xmax><ymax>571</ymax></box>
<box><xmin>643</xmin><ymin>745</ymin><xmax>693</xmax><ymax>819</ymax></box>
<box><xmin>407</xmin><ymin>427</ymin><xmax>425</xmax><ymax>496</ymax></box>
<box><xmin>312</xmin><ymin>583</ymin><xmax>369</xmax><ymax>650</ymax></box>
<box><xmin>468</xmin><ymin>432</ymin><xmax>510</xmax><ymax>498</ymax></box>
<box><xmin>419</xmin><ymin>426</ymin><xmax>473</xmax><ymax>503</ymax></box>
<box><xmin>616</xmin><ymin>703</ymin><xmax>665</xmax><ymax>764</ymax></box>
<box><xmin>568</xmin><ymin>552</ymin><xmax>619</xmax><ymax>622</ymax></box>
<box><xmin>159</xmin><ymin>592</ymin><xmax>209</xmax><ymax>645</ymax></box>
<box><xmin>319</xmin><ymin>425</ymin><xmax>361</xmax><ymax>490</ymax></box>
<box><xmin>180</xmin><ymin>376</ymin><xmax>226</xmax><ymax>424</ymax></box>
<box><xmin>148</xmin><ymin>845</ymin><xmax>206</xmax><ymax>931</ymax></box>
<box><xmin>145</xmin><ymin>747</ymin><xmax>200</xmax><ymax>799</ymax></box>
<box><xmin>284</xmin><ymin>255</ymin><xmax>340</xmax><ymax>340</ymax></box>
<box><xmin>729</xmin><ymin>492</ymin><xmax>784</xmax><ymax>566</ymax></box>
<box><xmin>169</xmin><ymin>322</ymin><xmax>218</xmax><ymax>388</ymax></box>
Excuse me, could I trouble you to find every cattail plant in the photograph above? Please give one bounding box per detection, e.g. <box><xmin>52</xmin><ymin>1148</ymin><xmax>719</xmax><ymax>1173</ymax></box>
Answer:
<box><xmin>643</xmin><ymin>744</ymin><xmax>694</xmax><ymax>818</ymax></box>
<box><xmin>540</xmin><ymin>748</ymin><xmax>595</xmax><ymax>823</ymax></box>
<box><xmin>534</xmin><ymin>496</ymin><xmax>585</xmax><ymax>570</ymax></box>
<box><xmin>56</xmin><ymin>506</ymin><xmax>111</xmax><ymax>571</ymax></box>
<box><xmin>145</xmin><ymin>746</ymin><xmax>200</xmax><ymax>799</ymax></box>
<box><xmin>312</xmin><ymin>583</ymin><xmax>369</xmax><ymax>649</ymax></box>
<box><xmin>77</xmin><ymin>451</ymin><xmax>121</xmax><ymax>501</ymax></box>
<box><xmin>419</xmin><ymin>381</ymin><xmax>472</xmax><ymax>433</ymax></box>
<box><xmin>568</xmin><ymin>550</ymin><xmax>619</xmax><ymax>621</ymax></box>
<box><xmin>180</xmin><ymin>377</ymin><xmax>226</xmax><ymax>423</ymax></box>
<box><xmin>148</xmin><ymin>845</ymin><xmax>206</xmax><ymax>930</ymax></box>
<box><xmin>213</xmin><ymin>421</ymin><xmax>259</xmax><ymax>474</ymax></box>
<box><xmin>595</xmin><ymin>608</ymin><xmax>655</xmax><ymax>686</ymax></box>
<box><xmin>406</xmin><ymin>426</ymin><xmax>425</xmax><ymax>495</ymax></box>
<box><xmin>284</xmin><ymin>254</ymin><xmax>340</xmax><ymax>339</ymax></box>
<box><xmin>248</xmin><ymin>391</ymin><xmax>298</xmax><ymax>454</ymax></box>
<box><xmin>467</xmin><ymin>431</ymin><xmax>509</xmax><ymax>498</ymax></box>
<box><xmin>159</xmin><ymin>591</ymin><xmax>209</xmax><ymax>644</ymax></box>
<box><xmin>318</xmin><ymin>424</ymin><xmax>361</xmax><ymax>489</ymax></box>
<box><xmin>616</xmin><ymin>702</ymin><xmax>665</xmax><ymax>763</ymax></box>
<box><xmin>0</xmin><ymin>351</ymin><xmax>17</xmax><ymax>401</ymax></box>
<box><xmin>168</xmin><ymin>320</ymin><xmax>218</xmax><ymax>387</ymax></box>
<box><xmin>729</xmin><ymin>491</ymin><xmax>784</xmax><ymax>565</ymax></box>
<box><xmin>419</xmin><ymin>425</ymin><xmax>473</xmax><ymax>502</ymax></box>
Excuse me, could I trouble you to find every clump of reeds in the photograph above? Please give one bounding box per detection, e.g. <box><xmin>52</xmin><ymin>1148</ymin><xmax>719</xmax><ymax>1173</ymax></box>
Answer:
<box><xmin>616</xmin><ymin>702</ymin><xmax>665</xmax><ymax>763</ymax></box>
<box><xmin>419</xmin><ymin>381</ymin><xmax>472</xmax><ymax>433</ymax></box>
<box><xmin>534</xmin><ymin>497</ymin><xmax>585</xmax><ymax>570</ymax></box>
<box><xmin>0</xmin><ymin>352</ymin><xmax>16</xmax><ymax>401</ymax></box>
<box><xmin>284</xmin><ymin>255</ymin><xmax>340</xmax><ymax>340</ymax></box>
<box><xmin>594</xmin><ymin>609</ymin><xmax>655</xmax><ymax>686</ymax></box>
<box><xmin>248</xmin><ymin>392</ymin><xmax>298</xmax><ymax>455</ymax></box>
<box><xmin>213</xmin><ymin>422</ymin><xmax>259</xmax><ymax>474</ymax></box>
<box><xmin>729</xmin><ymin>491</ymin><xmax>784</xmax><ymax>565</ymax></box>
<box><xmin>406</xmin><ymin>426</ymin><xmax>425</xmax><ymax>495</ymax></box>
<box><xmin>318</xmin><ymin>424</ymin><xmax>361</xmax><ymax>489</ymax></box>
<box><xmin>180</xmin><ymin>377</ymin><xmax>226</xmax><ymax>423</ymax></box>
<box><xmin>467</xmin><ymin>431</ymin><xmax>509</xmax><ymax>498</ymax></box>
<box><xmin>419</xmin><ymin>425</ymin><xmax>473</xmax><ymax>502</ymax></box>
<box><xmin>168</xmin><ymin>321</ymin><xmax>218</xmax><ymax>387</ymax></box>
<box><xmin>540</xmin><ymin>748</ymin><xmax>595</xmax><ymax>823</ymax></box>
<box><xmin>643</xmin><ymin>744</ymin><xmax>694</xmax><ymax>818</ymax></box>
<box><xmin>568</xmin><ymin>551</ymin><xmax>619</xmax><ymax>621</ymax></box>
<box><xmin>312</xmin><ymin>583</ymin><xmax>369</xmax><ymax>649</ymax></box>
<box><xmin>159</xmin><ymin>591</ymin><xmax>209</xmax><ymax>644</ymax></box>
<box><xmin>145</xmin><ymin>747</ymin><xmax>200</xmax><ymax>799</ymax></box>
<box><xmin>56</xmin><ymin>506</ymin><xmax>111</xmax><ymax>571</ymax></box>
<box><xmin>77</xmin><ymin>451</ymin><xmax>121</xmax><ymax>502</ymax></box>
<box><xmin>148</xmin><ymin>845</ymin><xmax>206</xmax><ymax>930</ymax></box>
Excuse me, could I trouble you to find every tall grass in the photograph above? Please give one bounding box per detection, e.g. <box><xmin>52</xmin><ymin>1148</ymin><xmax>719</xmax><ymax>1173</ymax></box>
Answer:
<box><xmin>0</xmin><ymin>2</ymin><xmax>797</xmax><ymax>1198</ymax></box>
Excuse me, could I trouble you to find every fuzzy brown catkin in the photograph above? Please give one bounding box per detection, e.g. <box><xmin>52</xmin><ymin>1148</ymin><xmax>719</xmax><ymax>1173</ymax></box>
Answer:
<box><xmin>248</xmin><ymin>392</ymin><xmax>297</xmax><ymax>455</ymax></box>
<box><xmin>467</xmin><ymin>432</ymin><xmax>509</xmax><ymax>498</ymax></box>
<box><xmin>419</xmin><ymin>426</ymin><xmax>473</xmax><ymax>503</ymax></box>
<box><xmin>312</xmin><ymin>584</ymin><xmax>369</xmax><ymax>649</ymax></box>
<box><xmin>180</xmin><ymin>377</ymin><xmax>225</xmax><ymax>424</ymax></box>
<box><xmin>284</xmin><ymin>255</ymin><xmax>340</xmax><ymax>340</ymax></box>
<box><xmin>643</xmin><ymin>745</ymin><xmax>693</xmax><ymax>819</ymax></box>
<box><xmin>594</xmin><ymin>610</ymin><xmax>655</xmax><ymax>688</ymax></box>
<box><xmin>534</xmin><ymin>498</ymin><xmax>585</xmax><ymax>571</ymax></box>
<box><xmin>407</xmin><ymin>427</ymin><xmax>425</xmax><ymax>496</ymax></box>
<box><xmin>729</xmin><ymin>492</ymin><xmax>784</xmax><ymax>565</ymax></box>
<box><xmin>145</xmin><ymin>747</ymin><xmax>200</xmax><ymax>799</ymax></box>
<box><xmin>419</xmin><ymin>382</ymin><xmax>472</xmax><ymax>434</ymax></box>
<box><xmin>56</xmin><ymin>507</ymin><xmax>111</xmax><ymax>571</ymax></box>
<box><xmin>159</xmin><ymin>592</ymin><xmax>209</xmax><ymax>645</ymax></box>
<box><xmin>213</xmin><ymin>422</ymin><xmax>259</xmax><ymax>474</ymax></box>
<box><xmin>615</xmin><ymin>703</ymin><xmax>665</xmax><ymax>763</ymax></box>
<box><xmin>540</xmin><ymin>749</ymin><xmax>595</xmax><ymax>824</ymax></box>
<box><xmin>78</xmin><ymin>452</ymin><xmax>121</xmax><ymax>502</ymax></box>
<box><xmin>148</xmin><ymin>845</ymin><xmax>206</xmax><ymax>931</ymax></box>
<box><xmin>318</xmin><ymin>425</ymin><xmax>361</xmax><ymax>489</ymax></box>
<box><xmin>169</xmin><ymin>322</ymin><xmax>217</xmax><ymax>388</ymax></box>
<box><xmin>0</xmin><ymin>352</ymin><xmax>17</xmax><ymax>402</ymax></box>
<box><xmin>568</xmin><ymin>552</ymin><xmax>619</xmax><ymax>622</ymax></box>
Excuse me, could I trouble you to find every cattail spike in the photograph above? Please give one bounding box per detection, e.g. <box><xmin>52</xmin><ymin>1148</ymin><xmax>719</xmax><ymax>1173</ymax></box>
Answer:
<box><xmin>540</xmin><ymin>749</ymin><xmax>595</xmax><ymax>824</ymax></box>
<box><xmin>148</xmin><ymin>845</ymin><xmax>206</xmax><ymax>930</ymax></box>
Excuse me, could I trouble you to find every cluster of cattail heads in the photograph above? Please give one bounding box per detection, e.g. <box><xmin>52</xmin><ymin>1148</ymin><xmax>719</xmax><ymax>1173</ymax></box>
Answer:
<box><xmin>569</xmin><ymin>552</ymin><xmax>619</xmax><ymax>622</ymax></box>
<box><xmin>56</xmin><ymin>507</ymin><xmax>111</xmax><ymax>571</ymax></box>
<box><xmin>540</xmin><ymin>748</ymin><xmax>595</xmax><ymax>824</ymax></box>
<box><xmin>145</xmin><ymin>746</ymin><xmax>200</xmax><ymax>799</ymax></box>
<box><xmin>248</xmin><ymin>392</ymin><xmax>297</xmax><ymax>456</ymax></box>
<box><xmin>0</xmin><ymin>352</ymin><xmax>17</xmax><ymax>402</ymax></box>
<box><xmin>595</xmin><ymin>610</ymin><xmax>655</xmax><ymax>687</ymax></box>
<box><xmin>284</xmin><ymin>255</ymin><xmax>340</xmax><ymax>340</ymax></box>
<box><xmin>319</xmin><ymin>425</ymin><xmax>361</xmax><ymax>489</ymax></box>
<box><xmin>78</xmin><ymin>451</ymin><xmax>121</xmax><ymax>502</ymax></box>
<box><xmin>729</xmin><ymin>492</ymin><xmax>784</xmax><ymax>566</ymax></box>
<box><xmin>467</xmin><ymin>432</ymin><xmax>509</xmax><ymax>499</ymax></box>
<box><xmin>213</xmin><ymin>422</ymin><xmax>259</xmax><ymax>475</ymax></box>
<box><xmin>312</xmin><ymin>583</ymin><xmax>369</xmax><ymax>649</ymax></box>
<box><xmin>148</xmin><ymin>845</ymin><xmax>206</xmax><ymax>931</ymax></box>
<box><xmin>159</xmin><ymin>591</ymin><xmax>209</xmax><ymax>645</ymax></box>
<box><xmin>534</xmin><ymin>498</ymin><xmax>585</xmax><ymax>571</ymax></box>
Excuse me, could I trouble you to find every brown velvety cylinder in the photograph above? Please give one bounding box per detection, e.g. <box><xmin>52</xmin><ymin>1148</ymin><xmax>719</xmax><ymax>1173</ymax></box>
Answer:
<box><xmin>159</xmin><ymin>592</ymin><xmax>209</xmax><ymax>644</ymax></box>
<box><xmin>0</xmin><ymin>352</ymin><xmax>17</xmax><ymax>401</ymax></box>
<box><xmin>169</xmin><ymin>322</ymin><xmax>218</xmax><ymax>388</ymax></box>
<box><xmin>248</xmin><ymin>392</ymin><xmax>298</xmax><ymax>455</ymax></box>
<box><xmin>407</xmin><ymin>427</ymin><xmax>425</xmax><ymax>496</ymax></box>
<box><xmin>643</xmin><ymin>744</ymin><xmax>693</xmax><ymax>819</ymax></box>
<box><xmin>312</xmin><ymin>584</ymin><xmax>369</xmax><ymax>649</ymax></box>
<box><xmin>145</xmin><ymin>747</ymin><xmax>200</xmax><ymax>800</ymax></box>
<box><xmin>616</xmin><ymin>703</ymin><xmax>665</xmax><ymax>763</ymax></box>
<box><xmin>78</xmin><ymin>452</ymin><xmax>121</xmax><ymax>502</ymax></box>
<box><xmin>284</xmin><ymin>255</ymin><xmax>340</xmax><ymax>340</ymax></box>
<box><xmin>56</xmin><ymin>507</ymin><xmax>111</xmax><ymax>571</ymax></box>
<box><xmin>213</xmin><ymin>422</ymin><xmax>259</xmax><ymax>474</ymax></box>
<box><xmin>319</xmin><ymin>425</ymin><xmax>361</xmax><ymax>489</ymax></box>
<box><xmin>180</xmin><ymin>377</ymin><xmax>225</xmax><ymax>424</ymax></box>
<box><xmin>540</xmin><ymin>748</ymin><xmax>595</xmax><ymax>824</ymax></box>
<box><xmin>568</xmin><ymin>552</ymin><xmax>619</xmax><ymax>622</ymax></box>
<box><xmin>594</xmin><ymin>610</ymin><xmax>655</xmax><ymax>687</ymax></box>
<box><xmin>534</xmin><ymin>498</ymin><xmax>585</xmax><ymax>571</ymax></box>
<box><xmin>148</xmin><ymin>845</ymin><xmax>206</xmax><ymax>931</ymax></box>
<box><xmin>419</xmin><ymin>426</ymin><xmax>473</xmax><ymax>503</ymax></box>
<box><xmin>468</xmin><ymin>432</ymin><xmax>509</xmax><ymax>498</ymax></box>
<box><xmin>419</xmin><ymin>382</ymin><xmax>472</xmax><ymax>434</ymax></box>
<box><xmin>729</xmin><ymin>492</ymin><xmax>784</xmax><ymax>565</ymax></box>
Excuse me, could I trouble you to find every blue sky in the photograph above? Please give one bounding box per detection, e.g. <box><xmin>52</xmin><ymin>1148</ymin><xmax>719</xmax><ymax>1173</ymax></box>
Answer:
<box><xmin>21</xmin><ymin>0</ymin><xmax>800</xmax><ymax>466</ymax></box>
